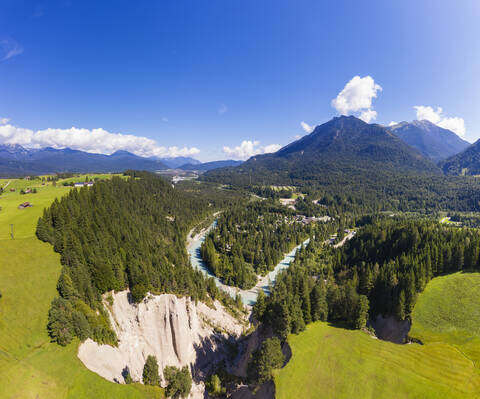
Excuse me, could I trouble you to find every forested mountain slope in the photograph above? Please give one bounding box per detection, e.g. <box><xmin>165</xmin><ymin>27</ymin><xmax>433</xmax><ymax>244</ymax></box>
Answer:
<box><xmin>204</xmin><ymin>117</ymin><xmax>480</xmax><ymax>213</ymax></box>
<box><xmin>207</xmin><ymin>116</ymin><xmax>440</xmax><ymax>182</ymax></box>
<box><xmin>441</xmin><ymin>139</ymin><xmax>480</xmax><ymax>175</ymax></box>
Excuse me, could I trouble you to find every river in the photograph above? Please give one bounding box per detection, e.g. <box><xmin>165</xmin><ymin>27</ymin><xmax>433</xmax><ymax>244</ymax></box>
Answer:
<box><xmin>187</xmin><ymin>221</ymin><xmax>310</xmax><ymax>306</ymax></box>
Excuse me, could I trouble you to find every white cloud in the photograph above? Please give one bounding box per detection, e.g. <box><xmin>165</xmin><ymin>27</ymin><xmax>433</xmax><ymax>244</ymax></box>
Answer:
<box><xmin>359</xmin><ymin>109</ymin><xmax>377</xmax><ymax>123</ymax></box>
<box><xmin>414</xmin><ymin>105</ymin><xmax>466</xmax><ymax>137</ymax></box>
<box><xmin>331</xmin><ymin>75</ymin><xmax>382</xmax><ymax>122</ymax></box>
<box><xmin>218</xmin><ymin>103</ymin><xmax>228</xmax><ymax>115</ymax></box>
<box><xmin>263</xmin><ymin>143</ymin><xmax>282</xmax><ymax>153</ymax></box>
<box><xmin>0</xmin><ymin>123</ymin><xmax>200</xmax><ymax>158</ymax></box>
<box><xmin>294</xmin><ymin>134</ymin><xmax>302</xmax><ymax>140</ymax></box>
<box><xmin>388</xmin><ymin>121</ymin><xmax>398</xmax><ymax>127</ymax></box>
<box><xmin>300</xmin><ymin>121</ymin><xmax>314</xmax><ymax>133</ymax></box>
<box><xmin>0</xmin><ymin>117</ymin><xmax>9</xmax><ymax>125</ymax></box>
<box><xmin>0</xmin><ymin>38</ymin><xmax>24</xmax><ymax>61</ymax></box>
<box><xmin>223</xmin><ymin>140</ymin><xmax>281</xmax><ymax>160</ymax></box>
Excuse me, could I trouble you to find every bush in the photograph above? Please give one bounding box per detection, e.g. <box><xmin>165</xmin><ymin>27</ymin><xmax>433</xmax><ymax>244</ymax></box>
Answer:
<box><xmin>164</xmin><ymin>365</ymin><xmax>192</xmax><ymax>398</ymax></box>
<box><xmin>143</xmin><ymin>355</ymin><xmax>161</xmax><ymax>386</ymax></box>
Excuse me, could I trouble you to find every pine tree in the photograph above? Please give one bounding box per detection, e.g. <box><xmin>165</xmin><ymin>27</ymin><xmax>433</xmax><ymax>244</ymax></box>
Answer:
<box><xmin>142</xmin><ymin>355</ymin><xmax>161</xmax><ymax>386</ymax></box>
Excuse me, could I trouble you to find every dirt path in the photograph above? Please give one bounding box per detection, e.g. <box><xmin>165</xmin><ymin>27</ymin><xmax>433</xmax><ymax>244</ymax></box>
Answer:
<box><xmin>2</xmin><ymin>180</ymin><xmax>11</xmax><ymax>190</ymax></box>
<box><xmin>333</xmin><ymin>231</ymin><xmax>355</xmax><ymax>248</ymax></box>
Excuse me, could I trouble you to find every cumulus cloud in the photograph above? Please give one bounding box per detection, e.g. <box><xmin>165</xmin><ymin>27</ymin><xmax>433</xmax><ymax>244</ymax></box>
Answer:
<box><xmin>331</xmin><ymin>75</ymin><xmax>382</xmax><ymax>122</ymax></box>
<box><xmin>300</xmin><ymin>121</ymin><xmax>314</xmax><ymax>133</ymax></box>
<box><xmin>414</xmin><ymin>105</ymin><xmax>466</xmax><ymax>137</ymax></box>
<box><xmin>0</xmin><ymin>117</ymin><xmax>9</xmax><ymax>125</ymax></box>
<box><xmin>0</xmin><ymin>38</ymin><xmax>24</xmax><ymax>61</ymax></box>
<box><xmin>223</xmin><ymin>140</ymin><xmax>281</xmax><ymax>160</ymax></box>
<box><xmin>0</xmin><ymin>123</ymin><xmax>200</xmax><ymax>158</ymax></box>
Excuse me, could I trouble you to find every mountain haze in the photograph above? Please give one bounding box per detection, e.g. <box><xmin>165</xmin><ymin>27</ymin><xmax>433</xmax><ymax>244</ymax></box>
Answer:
<box><xmin>388</xmin><ymin>120</ymin><xmax>469</xmax><ymax>162</ymax></box>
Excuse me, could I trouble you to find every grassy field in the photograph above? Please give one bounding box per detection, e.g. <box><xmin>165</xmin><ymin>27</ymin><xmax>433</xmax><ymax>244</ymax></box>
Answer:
<box><xmin>275</xmin><ymin>272</ymin><xmax>480</xmax><ymax>399</ymax></box>
<box><xmin>0</xmin><ymin>176</ymin><xmax>163</xmax><ymax>399</ymax></box>
<box><xmin>410</xmin><ymin>272</ymin><xmax>480</xmax><ymax>366</ymax></box>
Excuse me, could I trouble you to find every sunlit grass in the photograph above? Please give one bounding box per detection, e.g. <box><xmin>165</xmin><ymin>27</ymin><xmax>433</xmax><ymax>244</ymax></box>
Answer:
<box><xmin>275</xmin><ymin>272</ymin><xmax>480</xmax><ymax>399</ymax></box>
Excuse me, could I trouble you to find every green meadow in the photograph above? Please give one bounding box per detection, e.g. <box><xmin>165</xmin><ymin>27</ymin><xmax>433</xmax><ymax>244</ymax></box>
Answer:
<box><xmin>0</xmin><ymin>177</ymin><xmax>162</xmax><ymax>399</ymax></box>
<box><xmin>275</xmin><ymin>272</ymin><xmax>480</xmax><ymax>399</ymax></box>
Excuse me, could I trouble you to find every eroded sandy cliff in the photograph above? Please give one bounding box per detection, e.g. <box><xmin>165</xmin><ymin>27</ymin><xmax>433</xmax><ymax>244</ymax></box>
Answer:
<box><xmin>78</xmin><ymin>291</ymin><xmax>246</xmax><ymax>396</ymax></box>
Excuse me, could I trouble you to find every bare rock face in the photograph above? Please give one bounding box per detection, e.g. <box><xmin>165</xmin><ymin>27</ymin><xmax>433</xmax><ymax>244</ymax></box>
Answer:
<box><xmin>78</xmin><ymin>291</ymin><xmax>246</xmax><ymax>396</ymax></box>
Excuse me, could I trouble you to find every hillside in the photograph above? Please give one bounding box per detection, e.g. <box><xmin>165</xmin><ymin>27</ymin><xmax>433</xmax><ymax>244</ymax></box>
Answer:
<box><xmin>441</xmin><ymin>139</ymin><xmax>480</xmax><ymax>175</ymax></box>
<box><xmin>388</xmin><ymin>120</ymin><xmax>470</xmax><ymax>162</ymax></box>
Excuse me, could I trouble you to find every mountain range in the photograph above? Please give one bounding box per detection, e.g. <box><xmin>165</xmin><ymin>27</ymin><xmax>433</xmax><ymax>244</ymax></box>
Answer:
<box><xmin>0</xmin><ymin>117</ymin><xmax>475</xmax><ymax>177</ymax></box>
<box><xmin>206</xmin><ymin>116</ymin><xmax>442</xmax><ymax>185</ymax></box>
<box><xmin>0</xmin><ymin>145</ymin><xmax>240</xmax><ymax>176</ymax></box>
<box><xmin>387</xmin><ymin>120</ymin><xmax>470</xmax><ymax>162</ymax></box>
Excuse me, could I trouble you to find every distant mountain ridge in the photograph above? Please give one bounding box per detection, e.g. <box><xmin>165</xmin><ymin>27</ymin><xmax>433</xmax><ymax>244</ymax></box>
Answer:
<box><xmin>179</xmin><ymin>159</ymin><xmax>243</xmax><ymax>171</ymax></box>
<box><xmin>0</xmin><ymin>145</ymin><xmax>168</xmax><ymax>175</ymax></box>
<box><xmin>0</xmin><ymin>145</ymin><xmax>239</xmax><ymax>176</ymax></box>
<box><xmin>157</xmin><ymin>156</ymin><xmax>201</xmax><ymax>168</ymax></box>
<box><xmin>388</xmin><ymin>120</ymin><xmax>469</xmax><ymax>162</ymax></box>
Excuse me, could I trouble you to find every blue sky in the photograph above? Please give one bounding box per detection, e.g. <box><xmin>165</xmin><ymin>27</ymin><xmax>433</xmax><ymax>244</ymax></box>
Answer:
<box><xmin>1</xmin><ymin>0</ymin><xmax>479</xmax><ymax>161</ymax></box>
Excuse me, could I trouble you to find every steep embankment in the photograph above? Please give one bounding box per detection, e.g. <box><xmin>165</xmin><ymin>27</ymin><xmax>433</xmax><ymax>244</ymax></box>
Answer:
<box><xmin>78</xmin><ymin>291</ymin><xmax>247</xmax><ymax>397</ymax></box>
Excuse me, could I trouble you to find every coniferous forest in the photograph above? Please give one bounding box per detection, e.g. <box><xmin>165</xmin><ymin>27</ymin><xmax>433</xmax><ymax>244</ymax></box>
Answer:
<box><xmin>259</xmin><ymin>218</ymin><xmax>480</xmax><ymax>340</ymax></box>
<box><xmin>37</xmin><ymin>171</ymin><xmax>235</xmax><ymax>345</ymax></box>
<box><xmin>200</xmin><ymin>201</ymin><xmax>312</xmax><ymax>288</ymax></box>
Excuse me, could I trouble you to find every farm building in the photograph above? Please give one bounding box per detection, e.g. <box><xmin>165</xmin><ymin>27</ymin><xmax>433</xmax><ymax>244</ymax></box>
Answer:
<box><xmin>18</xmin><ymin>202</ymin><xmax>32</xmax><ymax>209</ymax></box>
